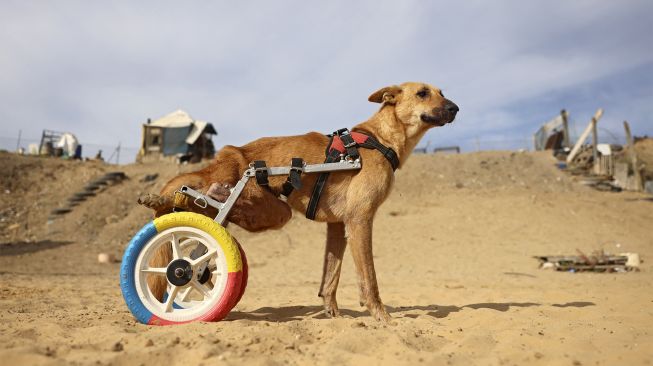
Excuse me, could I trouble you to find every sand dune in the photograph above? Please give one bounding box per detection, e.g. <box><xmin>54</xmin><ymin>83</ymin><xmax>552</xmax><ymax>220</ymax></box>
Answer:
<box><xmin>1</xmin><ymin>150</ymin><xmax>652</xmax><ymax>365</ymax></box>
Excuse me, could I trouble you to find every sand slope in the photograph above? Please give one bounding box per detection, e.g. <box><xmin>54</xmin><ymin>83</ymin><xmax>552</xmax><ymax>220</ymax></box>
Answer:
<box><xmin>1</xmin><ymin>150</ymin><xmax>652</xmax><ymax>365</ymax></box>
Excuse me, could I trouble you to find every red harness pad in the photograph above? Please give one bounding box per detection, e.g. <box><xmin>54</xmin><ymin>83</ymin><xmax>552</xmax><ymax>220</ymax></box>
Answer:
<box><xmin>329</xmin><ymin>132</ymin><xmax>369</xmax><ymax>154</ymax></box>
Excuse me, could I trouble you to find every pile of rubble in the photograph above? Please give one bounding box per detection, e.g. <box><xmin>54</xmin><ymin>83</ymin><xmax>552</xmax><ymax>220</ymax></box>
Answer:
<box><xmin>535</xmin><ymin>109</ymin><xmax>650</xmax><ymax>194</ymax></box>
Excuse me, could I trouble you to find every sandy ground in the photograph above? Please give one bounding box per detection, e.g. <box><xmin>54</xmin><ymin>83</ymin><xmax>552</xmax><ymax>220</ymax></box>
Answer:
<box><xmin>1</xmin><ymin>149</ymin><xmax>652</xmax><ymax>366</ymax></box>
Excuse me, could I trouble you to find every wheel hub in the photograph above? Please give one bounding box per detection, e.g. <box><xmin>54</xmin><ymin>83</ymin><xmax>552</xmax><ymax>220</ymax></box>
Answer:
<box><xmin>166</xmin><ymin>259</ymin><xmax>193</xmax><ymax>286</ymax></box>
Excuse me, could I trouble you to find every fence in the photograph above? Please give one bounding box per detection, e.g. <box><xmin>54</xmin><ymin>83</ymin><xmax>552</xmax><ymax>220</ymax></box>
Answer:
<box><xmin>414</xmin><ymin>137</ymin><xmax>534</xmax><ymax>154</ymax></box>
<box><xmin>0</xmin><ymin>135</ymin><xmax>139</xmax><ymax>165</ymax></box>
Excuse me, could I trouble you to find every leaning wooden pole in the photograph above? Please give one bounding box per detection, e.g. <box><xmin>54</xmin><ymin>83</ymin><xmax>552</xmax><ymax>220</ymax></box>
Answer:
<box><xmin>567</xmin><ymin>108</ymin><xmax>603</xmax><ymax>164</ymax></box>
<box><xmin>623</xmin><ymin>121</ymin><xmax>644</xmax><ymax>191</ymax></box>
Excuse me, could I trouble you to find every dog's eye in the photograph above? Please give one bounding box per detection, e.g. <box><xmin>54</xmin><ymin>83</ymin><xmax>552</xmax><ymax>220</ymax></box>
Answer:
<box><xmin>416</xmin><ymin>89</ymin><xmax>429</xmax><ymax>98</ymax></box>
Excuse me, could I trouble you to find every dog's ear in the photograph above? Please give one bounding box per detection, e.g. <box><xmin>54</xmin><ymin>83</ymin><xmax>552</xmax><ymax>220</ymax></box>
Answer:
<box><xmin>368</xmin><ymin>85</ymin><xmax>402</xmax><ymax>104</ymax></box>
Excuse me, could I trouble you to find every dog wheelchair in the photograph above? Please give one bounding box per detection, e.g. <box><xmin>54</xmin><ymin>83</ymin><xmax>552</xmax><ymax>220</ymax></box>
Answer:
<box><xmin>120</xmin><ymin>157</ymin><xmax>362</xmax><ymax>325</ymax></box>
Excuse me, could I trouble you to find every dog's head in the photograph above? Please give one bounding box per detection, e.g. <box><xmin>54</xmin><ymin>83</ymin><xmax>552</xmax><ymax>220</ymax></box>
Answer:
<box><xmin>368</xmin><ymin>82</ymin><xmax>458</xmax><ymax>129</ymax></box>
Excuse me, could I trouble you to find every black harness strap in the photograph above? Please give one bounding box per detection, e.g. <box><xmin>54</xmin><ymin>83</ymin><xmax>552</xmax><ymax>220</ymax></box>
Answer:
<box><xmin>306</xmin><ymin>149</ymin><xmax>341</xmax><ymax>220</ymax></box>
<box><xmin>281</xmin><ymin>157</ymin><xmax>304</xmax><ymax>197</ymax></box>
<box><xmin>357</xmin><ymin>136</ymin><xmax>400</xmax><ymax>171</ymax></box>
<box><xmin>253</xmin><ymin>160</ymin><xmax>269</xmax><ymax>186</ymax></box>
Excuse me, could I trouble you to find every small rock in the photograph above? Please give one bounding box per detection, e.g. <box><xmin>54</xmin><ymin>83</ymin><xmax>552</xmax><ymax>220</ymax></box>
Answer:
<box><xmin>112</xmin><ymin>342</ymin><xmax>124</xmax><ymax>352</ymax></box>
<box><xmin>44</xmin><ymin>347</ymin><xmax>56</xmax><ymax>357</ymax></box>
<box><xmin>140</xmin><ymin>174</ymin><xmax>159</xmax><ymax>183</ymax></box>
<box><xmin>145</xmin><ymin>339</ymin><xmax>154</xmax><ymax>347</ymax></box>
<box><xmin>105</xmin><ymin>215</ymin><xmax>120</xmax><ymax>224</ymax></box>
<box><xmin>98</xmin><ymin>253</ymin><xmax>116</xmax><ymax>264</ymax></box>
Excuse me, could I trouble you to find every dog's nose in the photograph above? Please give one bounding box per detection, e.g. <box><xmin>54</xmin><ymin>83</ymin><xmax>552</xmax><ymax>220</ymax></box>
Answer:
<box><xmin>445</xmin><ymin>101</ymin><xmax>459</xmax><ymax>114</ymax></box>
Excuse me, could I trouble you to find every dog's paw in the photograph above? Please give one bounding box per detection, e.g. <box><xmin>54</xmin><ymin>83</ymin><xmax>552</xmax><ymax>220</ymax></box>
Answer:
<box><xmin>325</xmin><ymin>307</ymin><xmax>340</xmax><ymax>318</ymax></box>
<box><xmin>323</xmin><ymin>299</ymin><xmax>341</xmax><ymax>318</ymax></box>
<box><xmin>206</xmin><ymin>182</ymin><xmax>232</xmax><ymax>202</ymax></box>
<box><xmin>137</xmin><ymin>193</ymin><xmax>166</xmax><ymax>209</ymax></box>
<box><xmin>369</xmin><ymin>305</ymin><xmax>394</xmax><ymax>324</ymax></box>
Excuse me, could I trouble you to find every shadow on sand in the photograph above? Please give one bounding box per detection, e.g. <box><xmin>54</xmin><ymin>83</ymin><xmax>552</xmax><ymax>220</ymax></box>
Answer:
<box><xmin>228</xmin><ymin>301</ymin><xmax>595</xmax><ymax>322</ymax></box>
<box><xmin>0</xmin><ymin>240</ymin><xmax>73</xmax><ymax>256</ymax></box>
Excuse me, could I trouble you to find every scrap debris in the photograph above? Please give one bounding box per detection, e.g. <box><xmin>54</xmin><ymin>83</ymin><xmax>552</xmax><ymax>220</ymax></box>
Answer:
<box><xmin>536</xmin><ymin>249</ymin><xmax>640</xmax><ymax>273</ymax></box>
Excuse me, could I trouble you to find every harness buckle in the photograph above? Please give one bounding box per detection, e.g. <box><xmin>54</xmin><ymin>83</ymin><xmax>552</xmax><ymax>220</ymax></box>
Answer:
<box><xmin>343</xmin><ymin>139</ymin><xmax>357</xmax><ymax>149</ymax></box>
<box><xmin>193</xmin><ymin>196</ymin><xmax>208</xmax><ymax>209</ymax></box>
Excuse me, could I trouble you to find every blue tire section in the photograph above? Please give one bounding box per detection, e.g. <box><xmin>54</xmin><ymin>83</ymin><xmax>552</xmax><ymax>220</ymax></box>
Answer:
<box><xmin>120</xmin><ymin>221</ymin><xmax>157</xmax><ymax>324</ymax></box>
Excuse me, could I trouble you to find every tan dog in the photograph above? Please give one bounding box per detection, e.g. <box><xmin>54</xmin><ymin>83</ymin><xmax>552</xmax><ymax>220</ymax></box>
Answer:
<box><xmin>140</xmin><ymin>82</ymin><xmax>458</xmax><ymax>321</ymax></box>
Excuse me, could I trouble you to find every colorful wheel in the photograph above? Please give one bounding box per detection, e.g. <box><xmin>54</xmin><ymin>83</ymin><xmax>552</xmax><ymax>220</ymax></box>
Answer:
<box><xmin>120</xmin><ymin>212</ymin><xmax>245</xmax><ymax>325</ymax></box>
<box><xmin>232</xmin><ymin>242</ymin><xmax>248</xmax><ymax>308</ymax></box>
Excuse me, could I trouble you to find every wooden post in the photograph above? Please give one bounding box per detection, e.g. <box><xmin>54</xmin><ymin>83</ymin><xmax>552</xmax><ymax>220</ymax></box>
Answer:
<box><xmin>623</xmin><ymin>121</ymin><xmax>644</xmax><ymax>191</ymax></box>
<box><xmin>567</xmin><ymin>108</ymin><xmax>603</xmax><ymax>164</ymax></box>
<box><xmin>591</xmin><ymin>113</ymin><xmax>599</xmax><ymax>174</ymax></box>
<box><xmin>561</xmin><ymin>109</ymin><xmax>570</xmax><ymax>148</ymax></box>
<box><xmin>16</xmin><ymin>129</ymin><xmax>22</xmax><ymax>152</ymax></box>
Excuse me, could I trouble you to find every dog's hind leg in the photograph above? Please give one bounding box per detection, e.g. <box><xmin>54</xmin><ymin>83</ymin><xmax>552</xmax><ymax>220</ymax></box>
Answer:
<box><xmin>221</xmin><ymin>184</ymin><xmax>292</xmax><ymax>232</ymax></box>
<box><xmin>147</xmin><ymin>243</ymin><xmax>172</xmax><ymax>301</ymax></box>
<box><xmin>318</xmin><ymin>222</ymin><xmax>347</xmax><ymax>317</ymax></box>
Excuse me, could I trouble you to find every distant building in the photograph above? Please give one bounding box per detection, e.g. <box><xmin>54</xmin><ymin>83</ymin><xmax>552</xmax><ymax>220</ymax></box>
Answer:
<box><xmin>137</xmin><ymin>109</ymin><xmax>217</xmax><ymax>163</ymax></box>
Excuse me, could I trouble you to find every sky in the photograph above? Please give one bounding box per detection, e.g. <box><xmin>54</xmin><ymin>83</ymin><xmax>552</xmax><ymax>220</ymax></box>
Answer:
<box><xmin>1</xmin><ymin>1</ymin><xmax>652</xmax><ymax>162</ymax></box>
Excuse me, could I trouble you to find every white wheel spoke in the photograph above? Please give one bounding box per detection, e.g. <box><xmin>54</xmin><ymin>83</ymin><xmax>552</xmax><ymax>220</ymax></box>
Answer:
<box><xmin>141</xmin><ymin>267</ymin><xmax>167</xmax><ymax>275</ymax></box>
<box><xmin>180</xmin><ymin>238</ymin><xmax>197</xmax><ymax>249</ymax></box>
<box><xmin>164</xmin><ymin>286</ymin><xmax>180</xmax><ymax>313</ymax></box>
<box><xmin>179</xmin><ymin>286</ymin><xmax>193</xmax><ymax>302</ymax></box>
<box><xmin>190</xmin><ymin>249</ymin><xmax>217</xmax><ymax>266</ymax></box>
<box><xmin>190</xmin><ymin>280</ymin><xmax>211</xmax><ymax>299</ymax></box>
<box><xmin>211</xmin><ymin>268</ymin><xmax>222</xmax><ymax>277</ymax></box>
<box><xmin>170</xmin><ymin>233</ymin><xmax>182</xmax><ymax>259</ymax></box>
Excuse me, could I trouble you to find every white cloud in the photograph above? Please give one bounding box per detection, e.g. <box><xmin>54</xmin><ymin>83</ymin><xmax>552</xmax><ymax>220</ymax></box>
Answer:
<box><xmin>1</xmin><ymin>0</ymin><xmax>651</xmax><ymax>158</ymax></box>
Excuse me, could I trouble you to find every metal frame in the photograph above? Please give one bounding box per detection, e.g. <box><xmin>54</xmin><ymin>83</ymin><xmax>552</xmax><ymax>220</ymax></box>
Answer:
<box><xmin>176</xmin><ymin>158</ymin><xmax>361</xmax><ymax>226</ymax></box>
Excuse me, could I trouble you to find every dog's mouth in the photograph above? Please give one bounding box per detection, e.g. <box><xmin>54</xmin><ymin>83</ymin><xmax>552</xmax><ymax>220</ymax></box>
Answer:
<box><xmin>420</xmin><ymin>111</ymin><xmax>456</xmax><ymax>126</ymax></box>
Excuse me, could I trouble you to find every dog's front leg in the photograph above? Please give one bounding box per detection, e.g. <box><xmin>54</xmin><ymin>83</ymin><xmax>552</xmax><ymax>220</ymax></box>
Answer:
<box><xmin>345</xmin><ymin>218</ymin><xmax>392</xmax><ymax>322</ymax></box>
<box><xmin>318</xmin><ymin>222</ymin><xmax>347</xmax><ymax>317</ymax></box>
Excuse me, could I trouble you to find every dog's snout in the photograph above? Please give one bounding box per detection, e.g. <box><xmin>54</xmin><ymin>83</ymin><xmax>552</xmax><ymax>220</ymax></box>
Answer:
<box><xmin>445</xmin><ymin>101</ymin><xmax>459</xmax><ymax>114</ymax></box>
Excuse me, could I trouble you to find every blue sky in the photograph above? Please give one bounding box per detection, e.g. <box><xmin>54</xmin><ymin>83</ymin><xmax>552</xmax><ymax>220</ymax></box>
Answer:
<box><xmin>1</xmin><ymin>1</ymin><xmax>652</xmax><ymax>160</ymax></box>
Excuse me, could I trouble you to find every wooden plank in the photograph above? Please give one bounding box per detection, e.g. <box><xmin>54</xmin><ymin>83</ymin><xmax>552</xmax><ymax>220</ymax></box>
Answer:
<box><xmin>591</xmin><ymin>116</ymin><xmax>599</xmax><ymax>174</ymax></box>
<box><xmin>567</xmin><ymin>108</ymin><xmax>603</xmax><ymax>164</ymax></box>
<box><xmin>624</xmin><ymin>121</ymin><xmax>644</xmax><ymax>191</ymax></box>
